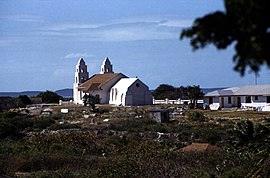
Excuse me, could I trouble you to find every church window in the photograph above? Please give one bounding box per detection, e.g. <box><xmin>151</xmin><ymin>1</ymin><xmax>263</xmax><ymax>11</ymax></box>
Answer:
<box><xmin>136</xmin><ymin>83</ymin><xmax>140</xmax><ymax>88</ymax></box>
<box><xmin>76</xmin><ymin>77</ymin><xmax>77</xmax><ymax>83</ymax></box>
<box><xmin>115</xmin><ymin>89</ymin><xmax>118</xmax><ymax>99</ymax></box>
<box><xmin>111</xmin><ymin>89</ymin><xmax>114</xmax><ymax>101</ymax></box>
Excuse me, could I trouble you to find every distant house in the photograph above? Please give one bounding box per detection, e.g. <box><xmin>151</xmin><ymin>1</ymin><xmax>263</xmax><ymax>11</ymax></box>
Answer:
<box><xmin>204</xmin><ymin>85</ymin><xmax>270</xmax><ymax>109</ymax></box>
<box><xmin>73</xmin><ymin>57</ymin><xmax>153</xmax><ymax>106</ymax></box>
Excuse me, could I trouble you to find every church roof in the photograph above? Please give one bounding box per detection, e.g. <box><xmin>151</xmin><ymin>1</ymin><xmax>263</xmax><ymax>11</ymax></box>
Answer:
<box><xmin>103</xmin><ymin>57</ymin><xmax>111</xmax><ymax>64</ymax></box>
<box><xmin>77</xmin><ymin>58</ymin><xmax>85</xmax><ymax>65</ymax></box>
<box><xmin>111</xmin><ymin>78</ymin><xmax>139</xmax><ymax>93</ymax></box>
<box><xmin>79</xmin><ymin>73</ymin><xmax>127</xmax><ymax>91</ymax></box>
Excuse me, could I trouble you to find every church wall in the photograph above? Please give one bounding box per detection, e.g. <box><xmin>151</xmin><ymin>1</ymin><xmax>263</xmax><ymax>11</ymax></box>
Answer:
<box><xmin>127</xmin><ymin>80</ymin><xmax>153</xmax><ymax>106</ymax></box>
<box><xmin>110</xmin><ymin>79</ymin><xmax>153</xmax><ymax>106</ymax></box>
<box><xmin>101</xmin><ymin>74</ymin><xmax>126</xmax><ymax>103</ymax></box>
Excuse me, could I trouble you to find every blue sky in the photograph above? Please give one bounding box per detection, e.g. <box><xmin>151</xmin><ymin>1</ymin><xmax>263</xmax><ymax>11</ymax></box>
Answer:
<box><xmin>0</xmin><ymin>0</ymin><xmax>269</xmax><ymax>92</ymax></box>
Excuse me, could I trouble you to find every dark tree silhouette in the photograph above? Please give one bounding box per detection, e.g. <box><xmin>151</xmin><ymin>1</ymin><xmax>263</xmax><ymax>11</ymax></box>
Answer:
<box><xmin>83</xmin><ymin>94</ymin><xmax>100</xmax><ymax>112</ymax></box>
<box><xmin>18</xmin><ymin>95</ymin><xmax>31</xmax><ymax>106</ymax></box>
<box><xmin>152</xmin><ymin>84</ymin><xmax>177</xmax><ymax>100</ymax></box>
<box><xmin>181</xmin><ymin>0</ymin><xmax>270</xmax><ymax>75</ymax></box>
<box><xmin>37</xmin><ymin>90</ymin><xmax>63</xmax><ymax>103</ymax></box>
<box><xmin>187</xmin><ymin>85</ymin><xmax>204</xmax><ymax>108</ymax></box>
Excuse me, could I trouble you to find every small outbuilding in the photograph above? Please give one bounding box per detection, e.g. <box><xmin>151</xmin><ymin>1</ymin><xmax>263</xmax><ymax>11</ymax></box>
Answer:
<box><xmin>150</xmin><ymin>109</ymin><xmax>170</xmax><ymax>123</ymax></box>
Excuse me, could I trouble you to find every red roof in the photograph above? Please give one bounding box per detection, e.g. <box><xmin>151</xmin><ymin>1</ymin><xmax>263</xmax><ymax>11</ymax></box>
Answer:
<box><xmin>179</xmin><ymin>143</ymin><xmax>223</xmax><ymax>153</ymax></box>
<box><xmin>79</xmin><ymin>73</ymin><xmax>127</xmax><ymax>91</ymax></box>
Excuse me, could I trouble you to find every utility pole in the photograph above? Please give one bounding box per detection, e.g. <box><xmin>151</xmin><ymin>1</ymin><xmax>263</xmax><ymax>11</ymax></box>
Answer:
<box><xmin>255</xmin><ymin>72</ymin><xmax>259</xmax><ymax>85</ymax></box>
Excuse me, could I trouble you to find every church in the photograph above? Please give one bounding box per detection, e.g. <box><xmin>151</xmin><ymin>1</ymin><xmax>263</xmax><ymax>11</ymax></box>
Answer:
<box><xmin>73</xmin><ymin>57</ymin><xmax>153</xmax><ymax>106</ymax></box>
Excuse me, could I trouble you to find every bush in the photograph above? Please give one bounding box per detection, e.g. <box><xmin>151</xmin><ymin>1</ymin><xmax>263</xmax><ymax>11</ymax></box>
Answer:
<box><xmin>0</xmin><ymin>112</ymin><xmax>33</xmax><ymax>138</ymax></box>
<box><xmin>49</xmin><ymin>123</ymin><xmax>81</xmax><ymax>130</ymax></box>
<box><xmin>187</xmin><ymin>111</ymin><xmax>206</xmax><ymax>122</ymax></box>
<box><xmin>0</xmin><ymin>121</ymin><xmax>19</xmax><ymax>138</ymax></box>
<box><xmin>33</xmin><ymin>118</ymin><xmax>55</xmax><ymax>130</ymax></box>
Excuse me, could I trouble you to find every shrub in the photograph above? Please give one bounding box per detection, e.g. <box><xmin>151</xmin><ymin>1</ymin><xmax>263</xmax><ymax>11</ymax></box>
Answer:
<box><xmin>49</xmin><ymin>123</ymin><xmax>81</xmax><ymax>130</ymax></box>
<box><xmin>33</xmin><ymin>118</ymin><xmax>55</xmax><ymax>130</ymax></box>
<box><xmin>187</xmin><ymin>111</ymin><xmax>206</xmax><ymax>122</ymax></box>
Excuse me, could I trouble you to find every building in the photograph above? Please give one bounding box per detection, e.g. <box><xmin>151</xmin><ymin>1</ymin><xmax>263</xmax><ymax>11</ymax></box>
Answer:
<box><xmin>109</xmin><ymin>78</ymin><xmax>153</xmax><ymax>106</ymax></box>
<box><xmin>73</xmin><ymin>58</ymin><xmax>89</xmax><ymax>104</ymax></box>
<box><xmin>149</xmin><ymin>109</ymin><xmax>170</xmax><ymax>123</ymax></box>
<box><xmin>73</xmin><ymin>57</ymin><xmax>153</xmax><ymax>106</ymax></box>
<box><xmin>204</xmin><ymin>85</ymin><xmax>270</xmax><ymax>109</ymax></box>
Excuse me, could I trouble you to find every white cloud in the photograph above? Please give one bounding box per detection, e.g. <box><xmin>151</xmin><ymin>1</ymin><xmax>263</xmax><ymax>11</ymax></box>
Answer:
<box><xmin>48</xmin><ymin>23</ymin><xmax>101</xmax><ymax>31</ymax></box>
<box><xmin>5</xmin><ymin>15</ymin><xmax>192</xmax><ymax>42</ymax></box>
<box><xmin>159</xmin><ymin>19</ymin><xmax>192</xmax><ymax>28</ymax></box>
<box><xmin>65</xmin><ymin>53</ymin><xmax>96</xmax><ymax>59</ymax></box>
<box><xmin>53</xmin><ymin>69</ymin><xmax>66</xmax><ymax>77</ymax></box>
<box><xmin>0</xmin><ymin>15</ymin><xmax>43</xmax><ymax>22</ymax></box>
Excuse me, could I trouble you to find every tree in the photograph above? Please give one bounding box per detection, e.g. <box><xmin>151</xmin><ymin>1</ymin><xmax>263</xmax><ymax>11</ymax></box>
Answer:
<box><xmin>187</xmin><ymin>85</ymin><xmax>204</xmax><ymax>108</ymax></box>
<box><xmin>37</xmin><ymin>90</ymin><xmax>63</xmax><ymax>103</ymax></box>
<box><xmin>180</xmin><ymin>1</ymin><xmax>270</xmax><ymax>75</ymax></box>
<box><xmin>18</xmin><ymin>95</ymin><xmax>31</xmax><ymax>107</ymax></box>
<box><xmin>152</xmin><ymin>84</ymin><xmax>178</xmax><ymax>100</ymax></box>
<box><xmin>83</xmin><ymin>94</ymin><xmax>100</xmax><ymax>112</ymax></box>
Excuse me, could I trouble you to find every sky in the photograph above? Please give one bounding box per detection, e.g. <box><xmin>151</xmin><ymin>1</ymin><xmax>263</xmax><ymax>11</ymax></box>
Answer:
<box><xmin>0</xmin><ymin>0</ymin><xmax>269</xmax><ymax>92</ymax></box>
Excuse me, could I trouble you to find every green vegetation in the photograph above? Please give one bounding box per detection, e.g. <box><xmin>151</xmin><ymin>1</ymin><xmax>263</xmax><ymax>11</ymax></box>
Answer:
<box><xmin>37</xmin><ymin>90</ymin><xmax>63</xmax><ymax>103</ymax></box>
<box><xmin>0</xmin><ymin>108</ymin><xmax>270</xmax><ymax>177</ymax></box>
<box><xmin>180</xmin><ymin>0</ymin><xmax>270</xmax><ymax>74</ymax></box>
<box><xmin>153</xmin><ymin>84</ymin><xmax>204</xmax><ymax>104</ymax></box>
<box><xmin>83</xmin><ymin>94</ymin><xmax>100</xmax><ymax>112</ymax></box>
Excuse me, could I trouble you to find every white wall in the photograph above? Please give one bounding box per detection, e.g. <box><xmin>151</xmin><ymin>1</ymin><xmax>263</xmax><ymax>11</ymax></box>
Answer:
<box><xmin>109</xmin><ymin>79</ymin><xmax>153</xmax><ymax>106</ymax></box>
<box><xmin>126</xmin><ymin>80</ymin><xmax>153</xmax><ymax>106</ymax></box>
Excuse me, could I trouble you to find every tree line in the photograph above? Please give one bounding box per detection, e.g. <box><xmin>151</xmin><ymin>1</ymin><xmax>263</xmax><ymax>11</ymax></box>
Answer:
<box><xmin>152</xmin><ymin>84</ymin><xmax>204</xmax><ymax>105</ymax></box>
<box><xmin>0</xmin><ymin>91</ymin><xmax>63</xmax><ymax>111</ymax></box>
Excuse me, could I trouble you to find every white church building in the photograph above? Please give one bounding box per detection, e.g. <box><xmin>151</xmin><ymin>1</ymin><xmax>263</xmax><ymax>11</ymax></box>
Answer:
<box><xmin>73</xmin><ymin>57</ymin><xmax>153</xmax><ymax>106</ymax></box>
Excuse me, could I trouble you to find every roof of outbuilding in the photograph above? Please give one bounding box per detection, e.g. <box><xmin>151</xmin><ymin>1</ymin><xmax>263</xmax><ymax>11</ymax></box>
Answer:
<box><xmin>205</xmin><ymin>85</ymin><xmax>270</xmax><ymax>97</ymax></box>
<box><xmin>79</xmin><ymin>73</ymin><xmax>127</xmax><ymax>91</ymax></box>
<box><xmin>205</xmin><ymin>87</ymin><xmax>239</xmax><ymax>97</ymax></box>
<box><xmin>233</xmin><ymin>85</ymin><xmax>270</xmax><ymax>96</ymax></box>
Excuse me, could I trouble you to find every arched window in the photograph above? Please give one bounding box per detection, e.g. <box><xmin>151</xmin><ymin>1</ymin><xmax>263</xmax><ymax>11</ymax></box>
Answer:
<box><xmin>111</xmin><ymin>89</ymin><xmax>114</xmax><ymax>101</ymax></box>
<box><xmin>115</xmin><ymin>89</ymin><xmax>118</xmax><ymax>100</ymax></box>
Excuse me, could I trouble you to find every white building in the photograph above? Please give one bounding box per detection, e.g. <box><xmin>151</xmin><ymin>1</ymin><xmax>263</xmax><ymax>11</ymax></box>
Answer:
<box><xmin>109</xmin><ymin>78</ymin><xmax>153</xmax><ymax>106</ymax></box>
<box><xmin>73</xmin><ymin>58</ymin><xmax>89</xmax><ymax>104</ymax></box>
<box><xmin>204</xmin><ymin>85</ymin><xmax>270</xmax><ymax>109</ymax></box>
<box><xmin>73</xmin><ymin>57</ymin><xmax>153</xmax><ymax>106</ymax></box>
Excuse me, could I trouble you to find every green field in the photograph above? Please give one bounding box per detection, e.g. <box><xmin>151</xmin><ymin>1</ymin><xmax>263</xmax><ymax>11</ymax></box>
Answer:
<box><xmin>1</xmin><ymin>105</ymin><xmax>270</xmax><ymax>177</ymax></box>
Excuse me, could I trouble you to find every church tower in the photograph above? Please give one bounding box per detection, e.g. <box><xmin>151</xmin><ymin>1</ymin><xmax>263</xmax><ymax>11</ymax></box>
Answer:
<box><xmin>73</xmin><ymin>58</ymin><xmax>89</xmax><ymax>104</ymax></box>
<box><xmin>100</xmin><ymin>57</ymin><xmax>114</xmax><ymax>74</ymax></box>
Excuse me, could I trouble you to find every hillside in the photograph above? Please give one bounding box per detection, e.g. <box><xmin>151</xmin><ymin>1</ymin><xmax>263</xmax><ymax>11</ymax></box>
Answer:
<box><xmin>0</xmin><ymin>89</ymin><xmax>73</xmax><ymax>98</ymax></box>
